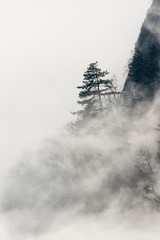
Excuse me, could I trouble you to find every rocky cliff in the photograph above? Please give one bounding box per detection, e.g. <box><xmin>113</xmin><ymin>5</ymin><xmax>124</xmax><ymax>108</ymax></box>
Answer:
<box><xmin>122</xmin><ymin>0</ymin><xmax>160</xmax><ymax>107</ymax></box>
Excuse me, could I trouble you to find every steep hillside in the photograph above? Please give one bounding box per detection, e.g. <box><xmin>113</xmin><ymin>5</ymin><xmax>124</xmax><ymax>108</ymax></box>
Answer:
<box><xmin>122</xmin><ymin>0</ymin><xmax>160</xmax><ymax>106</ymax></box>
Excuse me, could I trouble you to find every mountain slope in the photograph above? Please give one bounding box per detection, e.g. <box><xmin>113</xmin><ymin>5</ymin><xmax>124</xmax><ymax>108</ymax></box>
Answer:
<box><xmin>122</xmin><ymin>0</ymin><xmax>160</xmax><ymax>106</ymax></box>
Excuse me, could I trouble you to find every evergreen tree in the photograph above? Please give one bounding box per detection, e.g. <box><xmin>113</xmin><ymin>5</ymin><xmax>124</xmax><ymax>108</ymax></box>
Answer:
<box><xmin>75</xmin><ymin>62</ymin><xmax>119</xmax><ymax>119</ymax></box>
<box><xmin>128</xmin><ymin>48</ymin><xmax>144</xmax><ymax>83</ymax></box>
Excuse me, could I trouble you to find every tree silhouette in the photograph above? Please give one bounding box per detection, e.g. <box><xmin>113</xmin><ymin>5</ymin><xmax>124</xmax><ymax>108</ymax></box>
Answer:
<box><xmin>75</xmin><ymin>62</ymin><xmax>119</xmax><ymax>119</ymax></box>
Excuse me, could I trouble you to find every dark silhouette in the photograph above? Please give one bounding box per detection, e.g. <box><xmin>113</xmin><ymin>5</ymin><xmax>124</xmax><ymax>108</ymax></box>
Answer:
<box><xmin>122</xmin><ymin>0</ymin><xmax>160</xmax><ymax>107</ymax></box>
<box><xmin>74</xmin><ymin>62</ymin><xmax>120</xmax><ymax>119</ymax></box>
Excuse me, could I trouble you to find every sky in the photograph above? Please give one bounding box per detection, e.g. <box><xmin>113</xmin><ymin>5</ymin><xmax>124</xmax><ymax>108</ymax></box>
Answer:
<box><xmin>0</xmin><ymin>0</ymin><xmax>152</xmax><ymax>176</ymax></box>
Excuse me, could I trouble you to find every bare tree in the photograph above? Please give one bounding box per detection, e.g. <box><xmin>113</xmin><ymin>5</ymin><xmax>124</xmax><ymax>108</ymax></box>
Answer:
<box><xmin>135</xmin><ymin>147</ymin><xmax>160</xmax><ymax>204</ymax></box>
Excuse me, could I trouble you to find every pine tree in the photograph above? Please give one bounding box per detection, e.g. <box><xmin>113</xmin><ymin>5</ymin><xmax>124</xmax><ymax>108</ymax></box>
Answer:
<box><xmin>75</xmin><ymin>62</ymin><xmax>119</xmax><ymax>119</ymax></box>
<box><xmin>128</xmin><ymin>48</ymin><xmax>144</xmax><ymax>83</ymax></box>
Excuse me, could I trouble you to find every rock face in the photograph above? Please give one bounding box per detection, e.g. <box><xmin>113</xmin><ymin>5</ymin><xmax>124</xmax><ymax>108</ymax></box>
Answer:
<box><xmin>122</xmin><ymin>0</ymin><xmax>160</xmax><ymax>106</ymax></box>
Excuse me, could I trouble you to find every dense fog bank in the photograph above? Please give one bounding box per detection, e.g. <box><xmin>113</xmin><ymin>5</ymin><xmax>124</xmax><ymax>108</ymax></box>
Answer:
<box><xmin>1</xmin><ymin>97</ymin><xmax>160</xmax><ymax>237</ymax></box>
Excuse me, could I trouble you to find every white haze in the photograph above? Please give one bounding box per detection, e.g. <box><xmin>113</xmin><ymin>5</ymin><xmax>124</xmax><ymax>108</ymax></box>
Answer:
<box><xmin>0</xmin><ymin>0</ymin><xmax>151</xmax><ymax>177</ymax></box>
<box><xmin>1</xmin><ymin>97</ymin><xmax>160</xmax><ymax>239</ymax></box>
<box><xmin>0</xmin><ymin>0</ymin><xmax>159</xmax><ymax>239</ymax></box>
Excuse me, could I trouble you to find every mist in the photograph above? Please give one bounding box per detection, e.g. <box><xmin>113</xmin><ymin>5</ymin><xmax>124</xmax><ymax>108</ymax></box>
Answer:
<box><xmin>1</xmin><ymin>0</ymin><xmax>160</xmax><ymax>239</ymax></box>
<box><xmin>1</xmin><ymin>97</ymin><xmax>160</xmax><ymax>239</ymax></box>
<box><xmin>0</xmin><ymin>0</ymin><xmax>151</xmax><ymax>178</ymax></box>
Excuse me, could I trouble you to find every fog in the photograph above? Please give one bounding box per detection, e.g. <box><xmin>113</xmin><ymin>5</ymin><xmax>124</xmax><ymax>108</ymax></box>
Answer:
<box><xmin>1</xmin><ymin>98</ymin><xmax>160</xmax><ymax>239</ymax></box>
<box><xmin>1</xmin><ymin>0</ymin><xmax>159</xmax><ymax>239</ymax></box>
<box><xmin>0</xmin><ymin>0</ymin><xmax>151</xmax><ymax>177</ymax></box>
